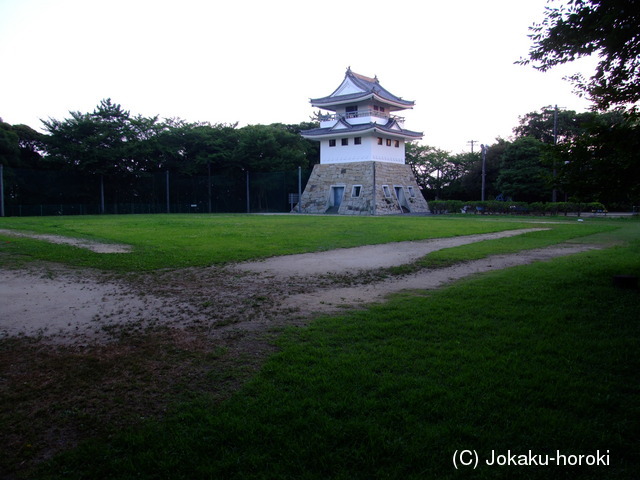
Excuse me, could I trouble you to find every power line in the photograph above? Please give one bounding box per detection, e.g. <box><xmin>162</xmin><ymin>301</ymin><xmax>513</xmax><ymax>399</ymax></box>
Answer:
<box><xmin>467</xmin><ymin>140</ymin><xmax>479</xmax><ymax>153</ymax></box>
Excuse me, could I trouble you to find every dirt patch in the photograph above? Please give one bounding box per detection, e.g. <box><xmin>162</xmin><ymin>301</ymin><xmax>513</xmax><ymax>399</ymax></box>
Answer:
<box><xmin>0</xmin><ymin>229</ymin><xmax>132</xmax><ymax>253</ymax></box>
<box><xmin>1</xmin><ymin>228</ymin><xmax>551</xmax><ymax>342</ymax></box>
<box><xmin>0</xmin><ymin>265</ymin><xmax>197</xmax><ymax>343</ymax></box>
<box><xmin>282</xmin><ymin>243</ymin><xmax>599</xmax><ymax>315</ymax></box>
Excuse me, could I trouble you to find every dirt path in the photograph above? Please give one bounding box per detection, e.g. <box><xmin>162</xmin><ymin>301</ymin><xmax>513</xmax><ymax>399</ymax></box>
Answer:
<box><xmin>282</xmin><ymin>244</ymin><xmax>598</xmax><ymax>315</ymax></box>
<box><xmin>1</xmin><ymin>228</ymin><xmax>598</xmax><ymax>343</ymax></box>
<box><xmin>236</xmin><ymin>228</ymin><xmax>546</xmax><ymax>276</ymax></box>
<box><xmin>0</xmin><ymin>228</ymin><xmax>132</xmax><ymax>253</ymax></box>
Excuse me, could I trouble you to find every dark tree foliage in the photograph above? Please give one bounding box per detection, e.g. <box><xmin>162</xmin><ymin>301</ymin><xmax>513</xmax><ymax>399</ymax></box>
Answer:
<box><xmin>496</xmin><ymin>137</ymin><xmax>551</xmax><ymax>202</ymax></box>
<box><xmin>0</xmin><ymin>121</ymin><xmax>46</xmax><ymax>168</ymax></box>
<box><xmin>12</xmin><ymin>124</ymin><xmax>46</xmax><ymax>167</ymax></box>
<box><xmin>554</xmin><ymin>116</ymin><xmax>640</xmax><ymax>207</ymax></box>
<box><xmin>519</xmin><ymin>0</ymin><xmax>640</xmax><ymax>112</ymax></box>
<box><xmin>513</xmin><ymin>109</ymin><xmax>625</xmax><ymax>143</ymax></box>
<box><xmin>457</xmin><ymin>141</ymin><xmax>504</xmax><ymax>201</ymax></box>
<box><xmin>515</xmin><ymin>108</ymin><xmax>639</xmax><ymax>208</ymax></box>
<box><xmin>41</xmin><ymin>100</ymin><xmax>319</xmax><ymax>178</ymax></box>
<box><xmin>405</xmin><ymin>143</ymin><xmax>482</xmax><ymax>200</ymax></box>
<box><xmin>0</xmin><ymin>120</ymin><xmax>20</xmax><ymax>167</ymax></box>
<box><xmin>42</xmin><ymin>99</ymin><xmax>139</xmax><ymax>176</ymax></box>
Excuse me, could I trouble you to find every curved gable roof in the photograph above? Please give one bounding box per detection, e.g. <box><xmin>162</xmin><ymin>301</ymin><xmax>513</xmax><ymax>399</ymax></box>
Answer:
<box><xmin>310</xmin><ymin>67</ymin><xmax>415</xmax><ymax>110</ymax></box>
<box><xmin>301</xmin><ymin>119</ymin><xmax>423</xmax><ymax>140</ymax></box>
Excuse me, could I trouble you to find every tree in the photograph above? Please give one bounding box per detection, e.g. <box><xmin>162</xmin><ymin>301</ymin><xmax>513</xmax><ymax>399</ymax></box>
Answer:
<box><xmin>496</xmin><ymin>137</ymin><xmax>551</xmax><ymax>202</ymax></box>
<box><xmin>519</xmin><ymin>0</ymin><xmax>640</xmax><ymax>112</ymax></box>
<box><xmin>43</xmin><ymin>99</ymin><xmax>137</xmax><ymax>176</ymax></box>
<box><xmin>455</xmin><ymin>144</ymin><xmax>503</xmax><ymax>201</ymax></box>
<box><xmin>515</xmin><ymin>108</ymin><xmax>627</xmax><ymax>143</ymax></box>
<box><xmin>150</xmin><ymin>121</ymin><xmax>240</xmax><ymax>176</ymax></box>
<box><xmin>405</xmin><ymin>143</ymin><xmax>453</xmax><ymax>199</ymax></box>
<box><xmin>554</xmin><ymin>116</ymin><xmax>640</xmax><ymax>207</ymax></box>
<box><xmin>0</xmin><ymin>120</ymin><xmax>20</xmax><ymax>167</ymax></box>
<box><xmin>12</xmin><ymin>124</ymin><xmax>46</xmax><ymax>168</ymax></box>
<box><xmin>234</xmin><ymin>124</ymin><xmax>311</xmax><ymax>173</ymax></box>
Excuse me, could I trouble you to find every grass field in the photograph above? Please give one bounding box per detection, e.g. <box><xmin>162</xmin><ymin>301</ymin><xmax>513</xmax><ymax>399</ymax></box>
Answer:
<box><xmin>0</xmin><ymin>213</ymin><xmax>622</xmax><ymax>270</ymax></box>
<box><xmin>1</xmin><ymin>214</ymin><xmax>638</xmax><ymax>479</ymax></box>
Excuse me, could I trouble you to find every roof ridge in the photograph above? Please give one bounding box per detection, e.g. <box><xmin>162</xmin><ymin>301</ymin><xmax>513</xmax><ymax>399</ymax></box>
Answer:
<box><xmin>352</xmin><ymin>72</ymin><xmax>377</xmax><ymax>84</ymax></box>
<box><xmin>346</xmin><ymin>66</ymin><xmax>378</xmax><ymax>85</ymax></box>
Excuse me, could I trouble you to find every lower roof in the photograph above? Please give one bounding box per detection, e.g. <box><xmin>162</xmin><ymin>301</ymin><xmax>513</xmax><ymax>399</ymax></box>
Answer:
<box><xmin>301</xmin><ymin>121</ymin><xmax>423</xmax><ymax>141</ymax></box>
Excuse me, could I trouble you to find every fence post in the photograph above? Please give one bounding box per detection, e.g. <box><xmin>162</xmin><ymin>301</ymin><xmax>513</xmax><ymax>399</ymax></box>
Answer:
<box><xmin>100</xmin><ymin>174</ymin><xmax>105</xmax><ymax>214</ymax></box>
<box><xmin>166</xmin><ymin>170</ymin><xmax>170</xmax><ymax>213</ymax></box>
<box><xmin>246</xmin><ymin>170</ymin><xmax>250</xmax><ymax>213</ymax></box>
<box><xmin>298</xmin><ymin>166</ymin><xmax>302</xmax><ymax>213</ymax></box>
<box><xmin>0</xmin><ymin>164</ymin><xmax>4</xmax><ymax>217</ymax></box>
<box><xmin>207</xmin><ymin>162</ymin><xmax>212</xmax><ymax>213</ymax></box>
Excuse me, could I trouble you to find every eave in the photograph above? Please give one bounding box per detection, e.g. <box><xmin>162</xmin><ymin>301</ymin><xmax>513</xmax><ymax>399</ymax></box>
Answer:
<box><xmin>311</xmin><ymin>93</ymin><xmax>414</xmax><ymax>112</ymax></box>
<box><xmin>301</xmin><ymin>122</ymin><xmax>423</xmax><ymax>141</ymax></box>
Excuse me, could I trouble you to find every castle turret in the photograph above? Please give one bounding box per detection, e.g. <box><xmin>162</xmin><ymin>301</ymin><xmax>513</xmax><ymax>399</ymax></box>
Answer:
<box><xmin>298</xmin><ymin>68</ymin><xmax>430</xmax><ymax>215</ymax></box>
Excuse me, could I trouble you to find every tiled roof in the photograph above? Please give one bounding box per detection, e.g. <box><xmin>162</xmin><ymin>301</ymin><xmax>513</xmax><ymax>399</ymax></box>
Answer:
<box><xmin>310</xmin><ymin>67</ymin><xmax>415</xmax><ymax>108</ymax></box>
<box><xmin>301</xmin><ymin>119</ymin><xmax>423</xmax><ymax>139</ymax></box>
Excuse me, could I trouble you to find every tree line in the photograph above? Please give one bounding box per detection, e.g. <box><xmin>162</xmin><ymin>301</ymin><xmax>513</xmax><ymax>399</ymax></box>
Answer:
<box><xmin>1</xmin><ymin>99</ymin><xmax>638</xmax><ymax>211</ymax></box>
<box><xmin>406</xmin><ymin>109</ymin><xmax>639</xmax><ymax>209</ymax></box>
<box><xmin>0</xmin><ymin>98</ymin><xmax>320</xmax><ymax>177</ymax></box>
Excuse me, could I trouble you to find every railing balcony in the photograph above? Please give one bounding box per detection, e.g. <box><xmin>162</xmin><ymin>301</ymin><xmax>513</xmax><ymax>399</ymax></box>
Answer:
<box><xmin>317</xmin><ymin>109</ymin><xmax>405</xmax><ymax>125</ymax></box>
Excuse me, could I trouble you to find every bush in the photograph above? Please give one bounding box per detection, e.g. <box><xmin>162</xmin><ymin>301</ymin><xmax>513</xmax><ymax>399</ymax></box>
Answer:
<box><xmin>427</xmin><ymin>200</ymin><xmax>608</xmax><ymax>216</ymax></box>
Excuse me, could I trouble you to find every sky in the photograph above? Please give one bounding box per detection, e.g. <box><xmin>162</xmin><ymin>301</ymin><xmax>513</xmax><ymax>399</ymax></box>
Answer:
<box><xmin>0</xmin><ymin>0</ymin><xmax>597</xmax><ymax>153</ymax></box>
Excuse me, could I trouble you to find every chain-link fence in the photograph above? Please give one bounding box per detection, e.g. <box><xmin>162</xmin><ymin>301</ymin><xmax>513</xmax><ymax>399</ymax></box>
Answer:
<box><xmin>0</xmin><ymin>166</ymin><xmax>312</xmax><ymax>216</ymax></box>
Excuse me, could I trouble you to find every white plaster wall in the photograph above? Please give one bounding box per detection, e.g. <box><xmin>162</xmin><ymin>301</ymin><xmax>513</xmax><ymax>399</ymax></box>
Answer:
<box><xmin>371</xmin><ymin>137</ymin><xmax>405</xmax><ymax>164</ymax></box>
<box><xmin>320</xmin><ymin>137</ymin><xmax>371</xmax><ymax>164</ymax></box>
<box><xmin>320</xmin><ymin>135</ymin><xmax>406</xmax><ymax>165</ymax></box>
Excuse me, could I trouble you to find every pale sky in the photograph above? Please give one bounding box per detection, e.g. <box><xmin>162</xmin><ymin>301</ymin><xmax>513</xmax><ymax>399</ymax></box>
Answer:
<box><xmin>0</xmin><ymin>0</ymin><xmax>596</xmax><ymax>153</ymax></box>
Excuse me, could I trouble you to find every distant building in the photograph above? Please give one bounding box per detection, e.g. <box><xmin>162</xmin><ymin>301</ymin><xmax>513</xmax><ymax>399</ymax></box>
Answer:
<box><xmin>298</xmin><ymin>67</ymin><xmax>430</xmax><ymax>215</ymax></box>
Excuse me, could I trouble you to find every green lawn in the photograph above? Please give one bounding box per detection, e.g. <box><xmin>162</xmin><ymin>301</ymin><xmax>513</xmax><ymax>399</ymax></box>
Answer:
<box><xmin>2</xmin><ymin>214</ymin><xmax>638</xmax><ymax>479</ymax></box>
<box><xmin>0</xmin><ymin>213</ymin><xmax>618</xmax><ymax>271</ymax></box>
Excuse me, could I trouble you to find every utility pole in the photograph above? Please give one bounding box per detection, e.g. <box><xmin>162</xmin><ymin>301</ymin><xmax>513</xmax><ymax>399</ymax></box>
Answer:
<box><xmin>480</xmin><ymin>144</ymin><xmax>487</xmax><ymax>201</ymax></box>
<box><xmin>543</xmin><ymin>104</ymin><xmax>564</xmax><ymax>203</ymax></box>
<box><xmin>552</xmin><ymin>104</ymin><xmax>558</xmax><ymax>203</ymax></box>
<box><xmin>467</xmin><ymin>140</ymin><xmax>479</xmax><ymax>153</ymax></box>
<box><xmin>0</xmin><ymin>163</ymin><xmax>4</xmax><ymax>217</ymax></box>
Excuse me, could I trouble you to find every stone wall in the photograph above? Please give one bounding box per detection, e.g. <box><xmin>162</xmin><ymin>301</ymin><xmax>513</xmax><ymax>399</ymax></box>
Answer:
<box><xmin>297</xmin><ymin>161</ymin><xmax>429</xmax><ymax>216</ymax></box>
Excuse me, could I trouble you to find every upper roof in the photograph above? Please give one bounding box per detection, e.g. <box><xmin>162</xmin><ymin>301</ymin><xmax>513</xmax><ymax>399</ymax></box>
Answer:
<box><xmin>310</xmin><ymin>67</ymin><xmax>415</xmax><ymax>111</ymax></box>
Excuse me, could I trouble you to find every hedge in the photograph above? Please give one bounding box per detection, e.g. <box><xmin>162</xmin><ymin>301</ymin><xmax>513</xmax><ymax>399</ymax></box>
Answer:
<box><xmin>428</xmin><ymin>200</ymin><xmax>606</xmax><ymax>216</ymax></box>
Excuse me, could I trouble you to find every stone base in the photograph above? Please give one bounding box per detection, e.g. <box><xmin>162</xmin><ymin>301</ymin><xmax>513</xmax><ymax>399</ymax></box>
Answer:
<box><xmin>297</xmin><ymin>162</ymin><xmax>430</xmax><ymax>215</ymax></box>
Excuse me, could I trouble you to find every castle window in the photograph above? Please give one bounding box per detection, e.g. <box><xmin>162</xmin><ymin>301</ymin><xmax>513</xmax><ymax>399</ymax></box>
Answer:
<box><xmin>377</xmin><ymin>137</ymin><xmax>383</xmax><ymax>145</ymax></box>
<box><xmin>341</xmin><ymin>138</ymin><xmax>348</xmax><ymax>146</ymax></box>
<box><xmin>329</xmin><ymin>139</ymin><xmax>336</xmax><ymax>147</ymax></box>
<box><xmin>394</xmin><ymin>140</ymin><xmax>400</xmax><ymax>148</ymax></box>
<box><xmin>408</xmin><ymin>186</ymin><xmax>416</xmax><ymax>197</ymax></box>
<box><xmin>386</xmin><ymin>139</ymin><xmax>392</xmax><ymax>146</ymax></box>
<box><xmin>345</xmin><ymin>105</ymin><xmax>358</xmax><ymax>118</ymax></box>
<box><xmin>354</xmin><ymin>137</ymin><xmax>361</xmax><ymax>145</ymax></box>
<box><xmin>351</xmin><ymin>185</ymin><xmax>362</xmax><ymax>197</ymax></box>
<box><xmin>382</xmin><ymin>185</ymin><xmax>391</xmax><ymax>198</ymax></box>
